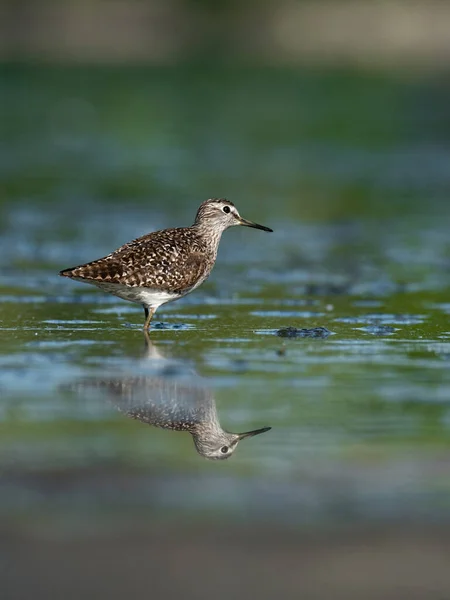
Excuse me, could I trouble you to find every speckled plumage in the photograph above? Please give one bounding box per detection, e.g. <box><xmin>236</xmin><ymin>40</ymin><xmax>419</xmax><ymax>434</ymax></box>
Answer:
<box><xmin>60</xmin><ymin>198</ymin><xmax>272</xmax><ymax>329</ymax></box>
<box><xmin>63</xmin><ymin>228</ymin><xmax>214</xmax><ymax>293</ymax></box>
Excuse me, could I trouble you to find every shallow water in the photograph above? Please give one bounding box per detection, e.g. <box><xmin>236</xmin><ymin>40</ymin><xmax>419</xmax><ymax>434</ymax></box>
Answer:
<box><xmin>1</xmin><ymin>66</ymin><xmax>450</xmax><ymax>533</ymax></box>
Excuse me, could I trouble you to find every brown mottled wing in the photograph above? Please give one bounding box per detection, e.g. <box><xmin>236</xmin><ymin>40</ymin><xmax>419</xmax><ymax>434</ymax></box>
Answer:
<box><xmin>60</xmin><ymin>227</ymin><xmax>211</xmax><ymax>293</ymax></box>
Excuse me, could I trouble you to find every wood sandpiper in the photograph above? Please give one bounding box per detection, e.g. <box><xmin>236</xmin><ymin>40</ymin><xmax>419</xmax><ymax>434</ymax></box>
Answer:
<box><xmin>60</xmin><ymin>198</ymin><xmax>272</xmax><ymax>330</ymax></box>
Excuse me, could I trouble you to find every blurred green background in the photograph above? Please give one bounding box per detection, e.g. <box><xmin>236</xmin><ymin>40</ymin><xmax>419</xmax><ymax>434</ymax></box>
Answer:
<box><xmin>2</xmin><ymin>2</ymin><xmax>450</xmax><ymax>599</ymax></box>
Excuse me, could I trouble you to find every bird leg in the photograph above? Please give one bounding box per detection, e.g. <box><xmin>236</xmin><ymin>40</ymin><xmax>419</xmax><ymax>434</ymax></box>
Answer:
<box><xmin>143</xmin><ymin>306</ymin><xmax>155</xmax><ymax>331</ymax></box>
<box><xmin>143</xmin><ymin>329</ymin><xmax>151</xmax><ymax>348</ymax></box>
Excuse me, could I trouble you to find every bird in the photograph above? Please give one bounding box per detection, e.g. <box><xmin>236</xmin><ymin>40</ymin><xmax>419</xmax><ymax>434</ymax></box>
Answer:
<box><xmin>60</xmin><ymin>198</ymin><xmax>273</xmax><ymax>330</ymax></box>
<box><xmin>66</xmin><ymin>340</ymin><xmax>271</xmax><ymax>460</ymax></box>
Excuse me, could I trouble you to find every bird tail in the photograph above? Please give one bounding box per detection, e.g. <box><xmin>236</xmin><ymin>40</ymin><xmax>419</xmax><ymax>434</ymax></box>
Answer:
<box><xmin>59</xmin><ymin>267</ymin><xmax>76</xmax><ymax>278</ymax></box>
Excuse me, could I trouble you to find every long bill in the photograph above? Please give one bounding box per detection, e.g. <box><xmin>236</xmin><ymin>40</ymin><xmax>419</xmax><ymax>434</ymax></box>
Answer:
<box><xmin>238</xmin><ymin>217</ymin><xmax>273</xmax><ymax>232</ymax></box>
<box><xmin>237</xmin><ymin>426</ymin><xmax>272</xmax><ymax>440</ymax></box>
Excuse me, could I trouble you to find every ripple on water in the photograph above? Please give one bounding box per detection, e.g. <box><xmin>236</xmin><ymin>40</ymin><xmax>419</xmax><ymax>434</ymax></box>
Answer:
<box><xmin>92</xmin><ymin>306</ymin><xmax>141</xmax><ymax>314</ymax></box>
<box><xmin>43</xmin><ymin>319</ymin><xmax>106</xmax><ymax>325</ymax></box>
<box><xmin>251</xmin><ymin>311</ymin><xmax>326</xmax><ymax>318</ymax></box>
<box><xmin>352</xmin><ymin>300</ymin><xmax>384</xmax><ymax>308</ymax></box>
<box><xmin>335</xmin><ymin>313</ymin><xmax>426</xmax><ymax>325</ymax></box>
<box><xmin>0</xmin><ymin>295</ymin><xmax>48</xmax><ymax>304</ymax></box>
<box><xmin>27</xmin><ymin>340</ymin><xmax>114</xmax><ymax>348</ymax></box>
<box><xmin>377</xmin><ymin>383</ymin><xmax>450</xmax><ymax>404</ymax></box>
<box><xmin>429</xmin><ymin>303</ymin><xmax>450</xmax><ymax>314</ymax></box>
<box><xmin>356</xmin><ymin>325</ymin><xmax>397</xmax><ymax>336</ymax></box>
<box><xmin>166</xmin><ymin>314</ymin><xmax>217</xmax><ymax>320</ymax></box>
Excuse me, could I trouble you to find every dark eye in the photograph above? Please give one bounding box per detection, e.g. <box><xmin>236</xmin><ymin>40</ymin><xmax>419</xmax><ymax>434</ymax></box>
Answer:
<box><xmin>222</xmin><ymin>206</ymin><xmax>230</xmax><ymax>214</ymax></box>
<box><xmin>220</xmin><ymin>446</ymin><xmax>229</xmax><ymax>453</ymax></box>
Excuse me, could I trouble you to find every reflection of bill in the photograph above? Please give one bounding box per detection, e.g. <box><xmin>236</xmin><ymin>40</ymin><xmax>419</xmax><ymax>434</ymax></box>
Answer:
<box><xmin>69</xmin><ymin>340</ymin><xmax>271</xmax><ymax>460</ymax></box>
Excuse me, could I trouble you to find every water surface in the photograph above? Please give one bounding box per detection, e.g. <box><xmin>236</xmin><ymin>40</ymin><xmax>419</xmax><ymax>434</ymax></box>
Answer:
<box><xmin>1</xmin><ymin>66</ymin><xmax>450</xmax><ymax>532</ymax></box>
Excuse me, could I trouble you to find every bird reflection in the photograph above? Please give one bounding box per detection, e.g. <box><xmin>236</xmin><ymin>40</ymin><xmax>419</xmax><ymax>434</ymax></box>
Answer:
<box><xmin>69</xmin><ymin>337</ymin><xmax>271</xmax><ymax>460</ymax></box>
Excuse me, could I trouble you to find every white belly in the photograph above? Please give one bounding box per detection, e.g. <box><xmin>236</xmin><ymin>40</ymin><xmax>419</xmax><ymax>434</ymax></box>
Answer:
<box><xmin>135</xmin><ymin>287</ymin><xmax>180</xmax><ymax>309</ymax></box>
<box><xmin>73</xmin><ymin>278</ymin><xmax>180</xmax><ymax>309</ymax></box>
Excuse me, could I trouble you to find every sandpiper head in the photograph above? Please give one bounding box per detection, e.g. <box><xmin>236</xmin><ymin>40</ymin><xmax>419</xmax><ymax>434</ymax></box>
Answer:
<box><xmin>194</xmin><ymin>198</ymin><xmax>273</xmax><ymax>233</ymax></box>
<box><xmin>193</xmin><ymin>425</ymin><xmax>271</xmax><ymax>460</ymax></box>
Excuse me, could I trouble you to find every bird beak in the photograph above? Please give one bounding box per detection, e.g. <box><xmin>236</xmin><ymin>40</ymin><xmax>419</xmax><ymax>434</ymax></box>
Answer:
<box><xmin>238</xmin><ymin>216</ymin><xmax>273</xmax><ymax>232</ymax></box>
<box><xmin>237</xmin><ymin>426</ymin><xmax>271</xmax><ymax>440</ymax></box>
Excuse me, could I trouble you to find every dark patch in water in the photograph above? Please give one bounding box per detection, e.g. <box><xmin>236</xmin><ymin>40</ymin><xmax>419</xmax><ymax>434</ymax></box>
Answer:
<box><xmin>123</xmin><ymin>321</ymin><xmax>191</xmax><ymax>331</ymax></box>
<box><xmin>153</xmin><ymin>322</ymin><xmax>191</xmax><ymax>330</ymax></box>
<box><xmin>305</xmin><ymin>283</ymin><xmax>349</xmax><ymax>296</ymax></box>
<box><xmin>160</xmin><ymin>364</ymin><xmax>190</xmax><ymax>377</ymax></box>
<box><xmin>276</xmin><ymin>326</ymin><xmax>332</xmax><ymax>339</ymax></box>
<box><xmin>231</xmin><ymin>359</ymin><xmax>249</xmax><ymax>372</ymax></box>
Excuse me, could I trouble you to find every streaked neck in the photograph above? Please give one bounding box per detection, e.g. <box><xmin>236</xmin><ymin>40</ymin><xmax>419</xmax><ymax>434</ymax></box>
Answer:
<box><xmin>191</xmin><ymin>221</ymin><xmax>226</xmax><ymax>250</ymax></box>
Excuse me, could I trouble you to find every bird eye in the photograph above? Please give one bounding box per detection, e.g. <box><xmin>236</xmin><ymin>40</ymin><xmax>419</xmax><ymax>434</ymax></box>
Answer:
<box><xmin>220</xmin><ymin>446</ymin><xmax>229</xmax><ymax>453</ymax></box>
<box><xmin>222</xmin><ymin>206</ymin><xmax>231</xmax><ymax>214</ymax></box>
